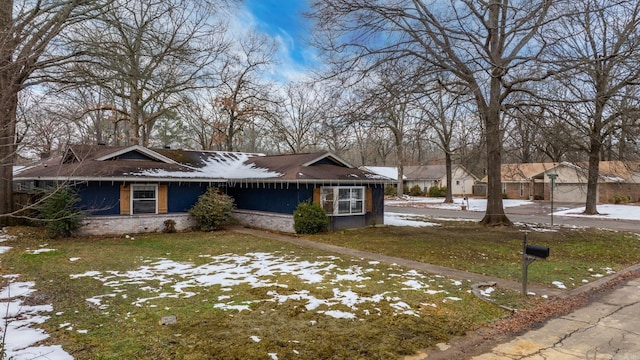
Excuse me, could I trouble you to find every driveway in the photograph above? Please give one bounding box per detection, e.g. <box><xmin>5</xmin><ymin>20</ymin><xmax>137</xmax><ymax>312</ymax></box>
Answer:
<box><xmin>385</xmin><ymin>202</ymin><xmax>640</xmax><ymax>233</ymax></box>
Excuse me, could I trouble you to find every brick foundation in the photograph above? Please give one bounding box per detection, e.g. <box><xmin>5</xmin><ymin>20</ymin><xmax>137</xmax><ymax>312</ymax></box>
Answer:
<box><xmin>76</xmin><ymin>210</ymin><xmax>294</xmax><ymax>236</ymax></box>
<box><xmin>76</xmin><ymin>213</ymin><xmax>196</xmax><ymax>236</ymax></box>
<box><xmin>231</xmin><ymin>210</ymin><xmax>294</xmax><ymax>233</ymax></box>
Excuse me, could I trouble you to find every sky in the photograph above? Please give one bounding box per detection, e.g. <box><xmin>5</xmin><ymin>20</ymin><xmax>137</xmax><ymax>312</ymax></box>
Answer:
<box><xmin>242</xmin><ymin>0</ymin><xmax>316</xmax><ymax>79</ymax></box>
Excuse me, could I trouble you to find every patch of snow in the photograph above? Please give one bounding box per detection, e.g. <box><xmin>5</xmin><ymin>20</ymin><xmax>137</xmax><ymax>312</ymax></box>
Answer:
<box><xmin>385</xmin><ymin>212</ymin><xmax>439</xmax><ymax>227</ymax></box>
<box><xmin>553</xmin><ymin>204</ymin><xmax>640</xmax><ymax>221</ymax></box>
<box><xmin>0</xmin><ymin>280</ymin><xmax>73</xmax><ymax>360</ymax></box>
<box><xmin>132</xmin><ymin>153</ymin><xmax>282</xmax><ymax>179</ymax></box>
<box><xmin>323</xmin><ymin>310</ymin><xmax>356</xmax><ymax>319</ymax></box>
<box><xmin>480</xmin><ymin>287</ymin><xmax>495</xmax><ymax>297</ymax></box>
<box><xmin>552</xmin><ymin>281</ymin><xmax>567</xmax><ymax>289</ymax></box>
<box><xmin>26</xmin><ymin>248</ymin><xmax>56</xmax><ymax>254</ymax></box>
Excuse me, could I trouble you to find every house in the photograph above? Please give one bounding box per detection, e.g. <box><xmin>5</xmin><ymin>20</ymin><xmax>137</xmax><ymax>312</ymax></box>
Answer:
<box><xmin>361</xmin><ymin>165</ymin><xmax>478</xmax><ymax>195</ymax></box>
<box><xmin>13</xmin><ymin>145</ymin><xmax>392</xmax><ymax>235</ymax></box>
<box><xmin>493</xmin><ymin>161</ymin><xmax>640</xmax><ymax>203</ymax></box>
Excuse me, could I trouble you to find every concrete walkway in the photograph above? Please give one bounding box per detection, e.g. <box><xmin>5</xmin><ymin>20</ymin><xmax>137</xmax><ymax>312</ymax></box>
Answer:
<box><xmin>229</xmin><ymin>225</ymin><xmax>640</xmax><ymax>360</ymax></box>
<box><xmin>471</xmin><ymin>276</ymin><xmax>640</xmax><ymax>360</ymax></box>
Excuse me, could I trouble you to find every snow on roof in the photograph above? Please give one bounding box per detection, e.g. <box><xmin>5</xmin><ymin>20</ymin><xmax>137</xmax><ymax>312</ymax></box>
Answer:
<box><xmin>361</xmin><ymin>166</ymin><xmax>404</xmax><ymax>180</ymax></box>
<box><xmin>133</xmin><ymin>152</ymin><xmax>282</xmax><ymax>179</ymax></box>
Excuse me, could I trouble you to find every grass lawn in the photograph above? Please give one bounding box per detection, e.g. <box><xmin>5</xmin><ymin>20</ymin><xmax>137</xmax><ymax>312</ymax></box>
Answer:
<box><xmin>0</xmin><ymin>227</ymin><xmax>519</xmax><ymax>360</ymax></box>
<box><xmin>309</xmin><ymin>220</ymin><xmax>640</xmax><ymax>290</ymax></box>
<box><xmin>1</xmin><ymin>221</ymin><xmax>637</xmax><ymax>359</ymax></box>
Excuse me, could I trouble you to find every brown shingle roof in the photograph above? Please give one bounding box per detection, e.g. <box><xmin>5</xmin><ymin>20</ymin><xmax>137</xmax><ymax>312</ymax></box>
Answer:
<box><xmin>14</xmin><ymin>146</ymin><xmax>391</xmax><ymax>183</ymax></box>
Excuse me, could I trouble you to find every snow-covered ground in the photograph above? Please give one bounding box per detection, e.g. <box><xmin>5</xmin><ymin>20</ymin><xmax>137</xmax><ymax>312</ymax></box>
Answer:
<box><xmin>0</xmin><ymin>229</ymin><xmax>73</xmax><ymax>360</ymax></box>
<box><xmin>386</xmin><ymin>196</ymin><xmax>640</xmax><ymax>221</ymax></box>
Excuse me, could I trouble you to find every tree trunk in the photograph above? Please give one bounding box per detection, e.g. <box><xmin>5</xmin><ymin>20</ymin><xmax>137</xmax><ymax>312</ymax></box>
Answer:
<box><xmin>584</xmin><ymin>128</ymin><xmax>602</xmax><ymax>214</ymax></box>
<box><xmin>444</xmin><ymin>150</ymin><xmax>453</xmax><ymax>203</ymax></box>
<box><xmin>480</xmin><ymin>76</ymin><xmax>511</xmax><ymax>226</ymax></box>
<box><xmin>394</xmin><ymin>127</ymin><xmax>404</xmax><ymax>197</ymax></box>
<box><xmin>0</xmin><ymin>86</ymin><xmax>18</xmax><ymax>225</ymax></box>
<box><xmin>584</xmin><ymin>148</ymin><xmax>600</xmax><ymax>214</ymax></box>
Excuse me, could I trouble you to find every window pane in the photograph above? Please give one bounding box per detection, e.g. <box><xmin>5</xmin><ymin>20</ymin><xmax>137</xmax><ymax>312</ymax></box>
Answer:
<box><xmin>133</xmin><ymin>185</ymin><xmax>156</xmax><ymax>199</ymax></box>
<box><xmin>323</xmin><ymin>200</ymin><xmax>334</xmax><ymax>213</ymax></box>
<box><xmin>351</xmin><ymin>188</ymin><xmax>363</xmax><ymax>200</ymax></box>
<box><xmin>321</xmin><ymin>188</ymin><xmax>334</xmax><ymax>214</ymax></box>
<box><xmin>352</xmin><ymin>201</ymin><xmax>363</xmax><ymax>213</ymax></box>
<box><xmin>338</xmin><ymin>188</ymin><xmax>350</xmax><ymax>200</ymax></box>
<box><xmin>338</xmin><ymin>200</ymin><xmax>350</xmax><ymax>214</ymax></box>
<box><xmin>133</xmin><ymin>199</ymin><xmax>155</xmax><ymax>214</ymax></box>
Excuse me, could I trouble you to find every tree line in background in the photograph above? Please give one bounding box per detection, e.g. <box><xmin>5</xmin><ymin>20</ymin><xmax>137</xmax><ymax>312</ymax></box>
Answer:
<box><xmin>2</xmin><ymin>0</ymin><xmax>640</xmax><ymax>225</ymax></box>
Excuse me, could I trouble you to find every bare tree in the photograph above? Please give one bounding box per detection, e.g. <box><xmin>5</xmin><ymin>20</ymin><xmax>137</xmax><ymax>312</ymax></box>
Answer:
<box><xmin>355</xmin><ymin>62</ymin><xmax>421</xmax><ymax>197</ymax></box>
<box><xmin>16</xmin><ymin>92</ymin><xmax>74</xmax><ymax>159</ymax></box>
<box><xmin>1</xmin><ymin>0</ymin><xmax>114</xmax><ymax>223</ymax></box>
<box><xmin>415</xmin><ymin>80</ymin><xmax>475</xmax><ymax>203</ymax></box>
<box><xmin>214</xmin><ymin>32</ymin><xmax>278</xmax><ymax>151</ymax></box>
<box><xmin>179</xmin><ymin>91</ymin><xmax>227</xmax><ymax>150</ymax></box>
<box><xmin>310</xmin><ymin>0</ymin><xmax>557</xmax><ymax>225</ymax></box>
<box><xmin>544</xmin><ymin>0</ymin><xmax>640</xmax><ymax>214</ymax></box>
<box><xmin>269</xmin><ymin>81</ymin><xmax>324</xmax><ymax>153</ymax></box>
<box><xmin>62</xmin><ymin>0</ymin><xmax>228</xmax><ymax>146</ymax></box>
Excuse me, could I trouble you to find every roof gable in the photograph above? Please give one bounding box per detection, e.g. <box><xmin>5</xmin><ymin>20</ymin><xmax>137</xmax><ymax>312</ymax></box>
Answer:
<box><xmin>95</xmin><ymin>145</ymin><xmax>177</xmax><ymax>164</ymax></box>
<box><xmin>301</xmin><ymin>152</ymin><xmax>354</xmax><ymax>168</ymax></box>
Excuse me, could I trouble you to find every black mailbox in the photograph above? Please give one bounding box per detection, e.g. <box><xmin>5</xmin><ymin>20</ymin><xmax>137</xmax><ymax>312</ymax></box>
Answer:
<box><xmin>526</xmin><ymin>244</ymin><xmax>550</xmax><ymax>259</ymax></box>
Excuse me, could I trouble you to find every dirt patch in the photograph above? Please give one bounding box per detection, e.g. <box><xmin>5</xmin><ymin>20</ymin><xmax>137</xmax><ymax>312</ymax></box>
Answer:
<box><xmin>417</xmin><ymin>270</ymin><xmax>640</xmax><ymax>359</ymax></box>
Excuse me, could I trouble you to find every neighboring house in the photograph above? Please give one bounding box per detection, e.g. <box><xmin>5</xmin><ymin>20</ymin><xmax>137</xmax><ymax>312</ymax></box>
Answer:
<box><xmin>404</xmin><ymin>165</ymin><xmax>477</xmax><ymax>196</ymax></box>
<box><xmin>488</xmin><ymin>161</ymin><xmax>640</xmax><ymax>203</ymax></box>
<box><xmin>13</xmin><ymin>145</ymin><xmax>391</xmax><ymax>235</ymax></box>
<box><xmin>361</xmin><ymin>165</ymin><xmax>477</xmax><ymax>195</ymax></box>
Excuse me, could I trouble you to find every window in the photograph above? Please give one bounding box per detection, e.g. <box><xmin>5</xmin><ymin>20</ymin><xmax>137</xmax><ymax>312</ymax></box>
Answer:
<box><xmin>321</xmin><ymin>186</ymin><xmax>365</xmax><ymax>216</ymax></box>
<box><xmin>132</xmin><ymin>184</ymin><xmax>157</xmax><ymax>214</ymax></box>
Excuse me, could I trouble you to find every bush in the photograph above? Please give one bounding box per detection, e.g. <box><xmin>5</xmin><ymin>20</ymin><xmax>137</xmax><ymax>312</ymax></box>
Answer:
<box><xmin>613</xmin><ymin>194</ymin><xmax>631</xmax><ymax>204</ymax></box>
<box><xmin>36</xmin><ymin>186</ymin><xmax>85</xmax><ymax>238</ymax></box>
<box><xmin>293</xmin><ymin>201</ymin><xmax>329</xmax><ymax>234</ymax></box>
<box><xmin>427</xmin><ymin>186</ymin><xmax>447</xmax><ymax>197</ymax></box>
<box><xmin>189</xmin><ymin>188</ymin><xmax>235</xmax><ymax>231</ymax></box>
<box><xmin>163</xmin><ymin>219</ymin><xmax>177</xmax><ymax>233</ymax></box>
<box><xmin>384</xmin><ymin>185</ymin><xmax>397</xmax><ymax>196</ymax></box>
<box><xmin>408</xmin><ymin>185</ymin><xmax>424</xmax><ymax>197</ymax></box>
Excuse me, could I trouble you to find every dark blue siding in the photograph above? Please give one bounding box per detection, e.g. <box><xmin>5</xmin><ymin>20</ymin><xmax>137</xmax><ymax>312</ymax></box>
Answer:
<box><xmin>72</xmin><ymin>181</ymin><xmax>386</xmax><ymax>231</ymax></box>
<box><xmin>76</xmin><ymin>182</ymin><xmax>121</xmax><ymax>215</ymax></box>
<box><xmin>167</xmin><ymin>183</ymin><xmax>213</xmax><ymax>212</ymax></box>
<box><xmin>227</xmin><ymin>184</ymin><xmax>314</xmax><ymax>214</ymax></box>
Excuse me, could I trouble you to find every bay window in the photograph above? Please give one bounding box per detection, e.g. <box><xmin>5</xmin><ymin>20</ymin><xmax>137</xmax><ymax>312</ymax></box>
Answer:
<box><xmin>321</xmin><ymin>186</ymin><xmax>365</xmax><ymax>216</ymax></box>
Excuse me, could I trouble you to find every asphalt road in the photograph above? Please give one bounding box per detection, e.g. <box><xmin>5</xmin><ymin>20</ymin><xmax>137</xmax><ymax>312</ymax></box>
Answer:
<box><xmin>385</xmin><ymin>202</ymin><xmax>639</xmax><ymax>233</ymax></box>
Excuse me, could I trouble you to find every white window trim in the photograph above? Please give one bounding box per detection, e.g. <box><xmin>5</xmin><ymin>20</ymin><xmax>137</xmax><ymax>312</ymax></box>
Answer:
<box><xmin>131</xmin><ymin>184</ymin><xmax>158</xmax><ymax>215</ymax></box>
<box><xmin>321</xmin><ymin>186</ymin><xmax>365</xmax><ymax>216</ymax></box>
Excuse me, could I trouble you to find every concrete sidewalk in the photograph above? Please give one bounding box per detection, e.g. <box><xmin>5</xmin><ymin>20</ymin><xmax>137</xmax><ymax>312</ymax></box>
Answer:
<box><xmin>471</xmin><ymin>276</ymin><xmax>640</xmax><ymax>360</ymax></box>
<box><xmin>229</xmin><ymin>226</ymin><xmax>640</xmax><ymax>360</ymax></box>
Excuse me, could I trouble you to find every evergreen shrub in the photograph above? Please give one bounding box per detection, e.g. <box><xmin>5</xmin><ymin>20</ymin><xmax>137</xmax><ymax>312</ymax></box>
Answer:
<box><xmin>427</xmin><ymin>185</ymin><xmax>447</xmax><ymax>197</ymax></box>
<box><xmin>293</xmin><ymin>201</ymin><xmax>329</xmax><ymax>234</ymax></box>
<box><xmin>36</xmin><ymin>186</ymin><xmax>85</xmax><ymax>238</ymax></box>
<box><xmin>189</xmin><ymin>188</ymin><xmax>235</xmax><ymax>231</ymax></box>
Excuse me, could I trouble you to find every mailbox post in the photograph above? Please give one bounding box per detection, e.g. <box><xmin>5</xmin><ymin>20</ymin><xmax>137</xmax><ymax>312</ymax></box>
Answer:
<box><xmin>521</xmin><ymin>232</ymin><xmax>550</xmax><ymax>296</ymax></box>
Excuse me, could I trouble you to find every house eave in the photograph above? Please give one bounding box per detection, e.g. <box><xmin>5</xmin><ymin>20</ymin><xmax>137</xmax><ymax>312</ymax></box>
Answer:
<box><xmin>14</xmin><ymin>176</ymin><xmax>393</xmax><ymax>185</ymax></box>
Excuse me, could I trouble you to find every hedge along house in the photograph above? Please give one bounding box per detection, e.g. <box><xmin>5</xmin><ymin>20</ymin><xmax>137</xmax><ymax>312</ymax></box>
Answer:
<box><xmin>13</xmin><ymin>145</ymin><xmax>391</xmax><ymax>235</ymax></box>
